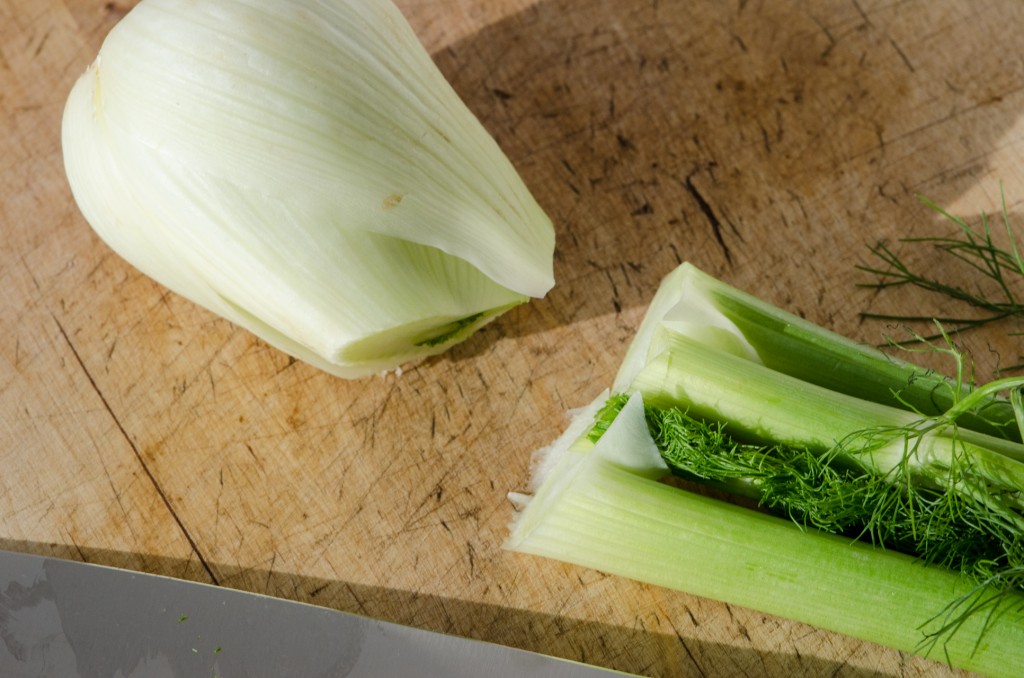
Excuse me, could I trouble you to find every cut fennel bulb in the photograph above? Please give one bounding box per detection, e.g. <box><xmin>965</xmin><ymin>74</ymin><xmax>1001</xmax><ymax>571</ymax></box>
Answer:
<box><xmin>62</xmin><ymin>0</ymin><xmax>555</xmax><ymax>377</ymax></box>
<box><xmin>508</xmin><ymin>262</ymin><xmax>1024</xmax><ymax>676</ymax></box>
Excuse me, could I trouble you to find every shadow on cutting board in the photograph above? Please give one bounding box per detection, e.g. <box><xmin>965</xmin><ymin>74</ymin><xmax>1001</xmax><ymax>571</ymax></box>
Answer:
<box><xmin>428</xmin><ymin>0</ymin><xmax>1024</xmax><ymax>360</ymax></box>
<box><xmin>1</xmin><ymin>539</ymin><xmax>911</xmax><ymax>678</ymax></box>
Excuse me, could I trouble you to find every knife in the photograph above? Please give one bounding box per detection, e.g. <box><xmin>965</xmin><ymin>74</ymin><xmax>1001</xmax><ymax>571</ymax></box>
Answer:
<box><xmin>0</xmin><ymin>549</ymin><xmax>629</xmax><ymax>677</ymax></box>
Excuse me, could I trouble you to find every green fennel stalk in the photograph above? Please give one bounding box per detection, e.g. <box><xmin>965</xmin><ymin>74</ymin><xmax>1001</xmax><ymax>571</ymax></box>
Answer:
<box><xmin>616</xmin><ymin>263</ymin><xmax>1021</xmax><ymax>442</ymax></box>
<box><xmin>508</xmin><ymin>393</ymin><xmax>1024</xmax><ymax>676</ymax></box>
<box><xmin>591</xmin><ymin>390</ymin><xmax>1024</xmax><ymax>634</ymax></box>
<box><xmin>508</xmin><ymin>262</ymin><xmax>1024</xmax><ymax>676</ymax></box>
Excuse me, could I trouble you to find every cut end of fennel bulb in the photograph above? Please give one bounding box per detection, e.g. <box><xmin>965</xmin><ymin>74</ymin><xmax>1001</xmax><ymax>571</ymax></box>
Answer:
<box><xmin>61</xmin><ymin>0</ymin><xmax>555</xmax><ymax>378</ymax></box>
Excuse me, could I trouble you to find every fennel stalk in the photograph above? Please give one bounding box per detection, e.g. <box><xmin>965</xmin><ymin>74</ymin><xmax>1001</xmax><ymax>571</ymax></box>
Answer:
<box><xmin>508</xmin><ymin>263</ymin><xmax>1024</xmax><ymax>676</ymax></box>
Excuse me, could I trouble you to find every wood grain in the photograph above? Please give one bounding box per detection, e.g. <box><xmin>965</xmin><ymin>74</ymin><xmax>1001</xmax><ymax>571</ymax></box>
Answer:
<box><xmin>4</xmin><ymin>0</ymin><xmax>1024</xmax><ymax>676</ymax></box>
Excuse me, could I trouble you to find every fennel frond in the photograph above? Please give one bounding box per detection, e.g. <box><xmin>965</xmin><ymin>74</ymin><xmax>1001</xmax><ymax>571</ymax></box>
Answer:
<box><xmin>859</xmin><ymin>187</ymin><xmax>1024</xmax><ymax>350</ymax></box>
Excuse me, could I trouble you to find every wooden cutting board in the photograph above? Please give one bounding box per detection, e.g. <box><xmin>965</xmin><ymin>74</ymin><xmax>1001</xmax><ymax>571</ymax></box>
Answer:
<box><xmin>3</xmin><ymin>0</ymin><xmax>1023</xmax><ymax>675</ymax></box>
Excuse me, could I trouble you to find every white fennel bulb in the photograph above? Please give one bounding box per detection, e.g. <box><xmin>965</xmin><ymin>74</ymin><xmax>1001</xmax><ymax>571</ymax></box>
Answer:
<box><xmin>62</xmin><ymin>0</ymin><xmax>555</xmax><ymax>378</ymax></box>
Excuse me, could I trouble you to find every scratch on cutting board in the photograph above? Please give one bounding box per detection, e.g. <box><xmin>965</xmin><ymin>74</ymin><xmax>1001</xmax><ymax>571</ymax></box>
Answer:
<box><xmin>51</xmin><ymin>312</ymin><xmax>219</xmax><ymax>584</ymax></box>
<box><xmin>683</xmin><ymin>173</ymin><xmax>733</xmax><ymax>263</ymax></box>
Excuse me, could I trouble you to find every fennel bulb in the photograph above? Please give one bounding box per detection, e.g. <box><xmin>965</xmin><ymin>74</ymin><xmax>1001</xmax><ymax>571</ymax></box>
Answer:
<box><xmin>62</xmin><ymin>0</ymin><xmax>555</xmax><ymax>377</ymax></box>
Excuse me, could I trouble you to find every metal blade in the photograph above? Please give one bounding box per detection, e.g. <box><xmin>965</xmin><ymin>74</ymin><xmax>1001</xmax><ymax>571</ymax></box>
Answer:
<box><xmin>0</xmin><ymin>549</ymin><xmax>627</xmax><ymax>677</ymax></box>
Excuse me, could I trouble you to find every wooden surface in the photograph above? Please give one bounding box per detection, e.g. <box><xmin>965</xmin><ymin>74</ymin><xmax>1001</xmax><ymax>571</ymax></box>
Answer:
<box><xmin>3</xmin><ymin>0</ymin><xmax>1024</xmax><ymax>675</ymax></box>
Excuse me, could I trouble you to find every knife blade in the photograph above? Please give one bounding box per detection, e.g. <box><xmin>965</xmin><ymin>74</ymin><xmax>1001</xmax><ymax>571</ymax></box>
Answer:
<box><xmin>0</xmin><ymin>549</ymin><xmax>629</xmax><ymax>677</ymax></box>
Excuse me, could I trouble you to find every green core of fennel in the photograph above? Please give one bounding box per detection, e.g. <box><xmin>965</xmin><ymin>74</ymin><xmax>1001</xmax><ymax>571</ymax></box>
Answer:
<box><xmin>415</xmin><ymin>311</ymin><xmax>487</xmax><ymax>347</ymax></box>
